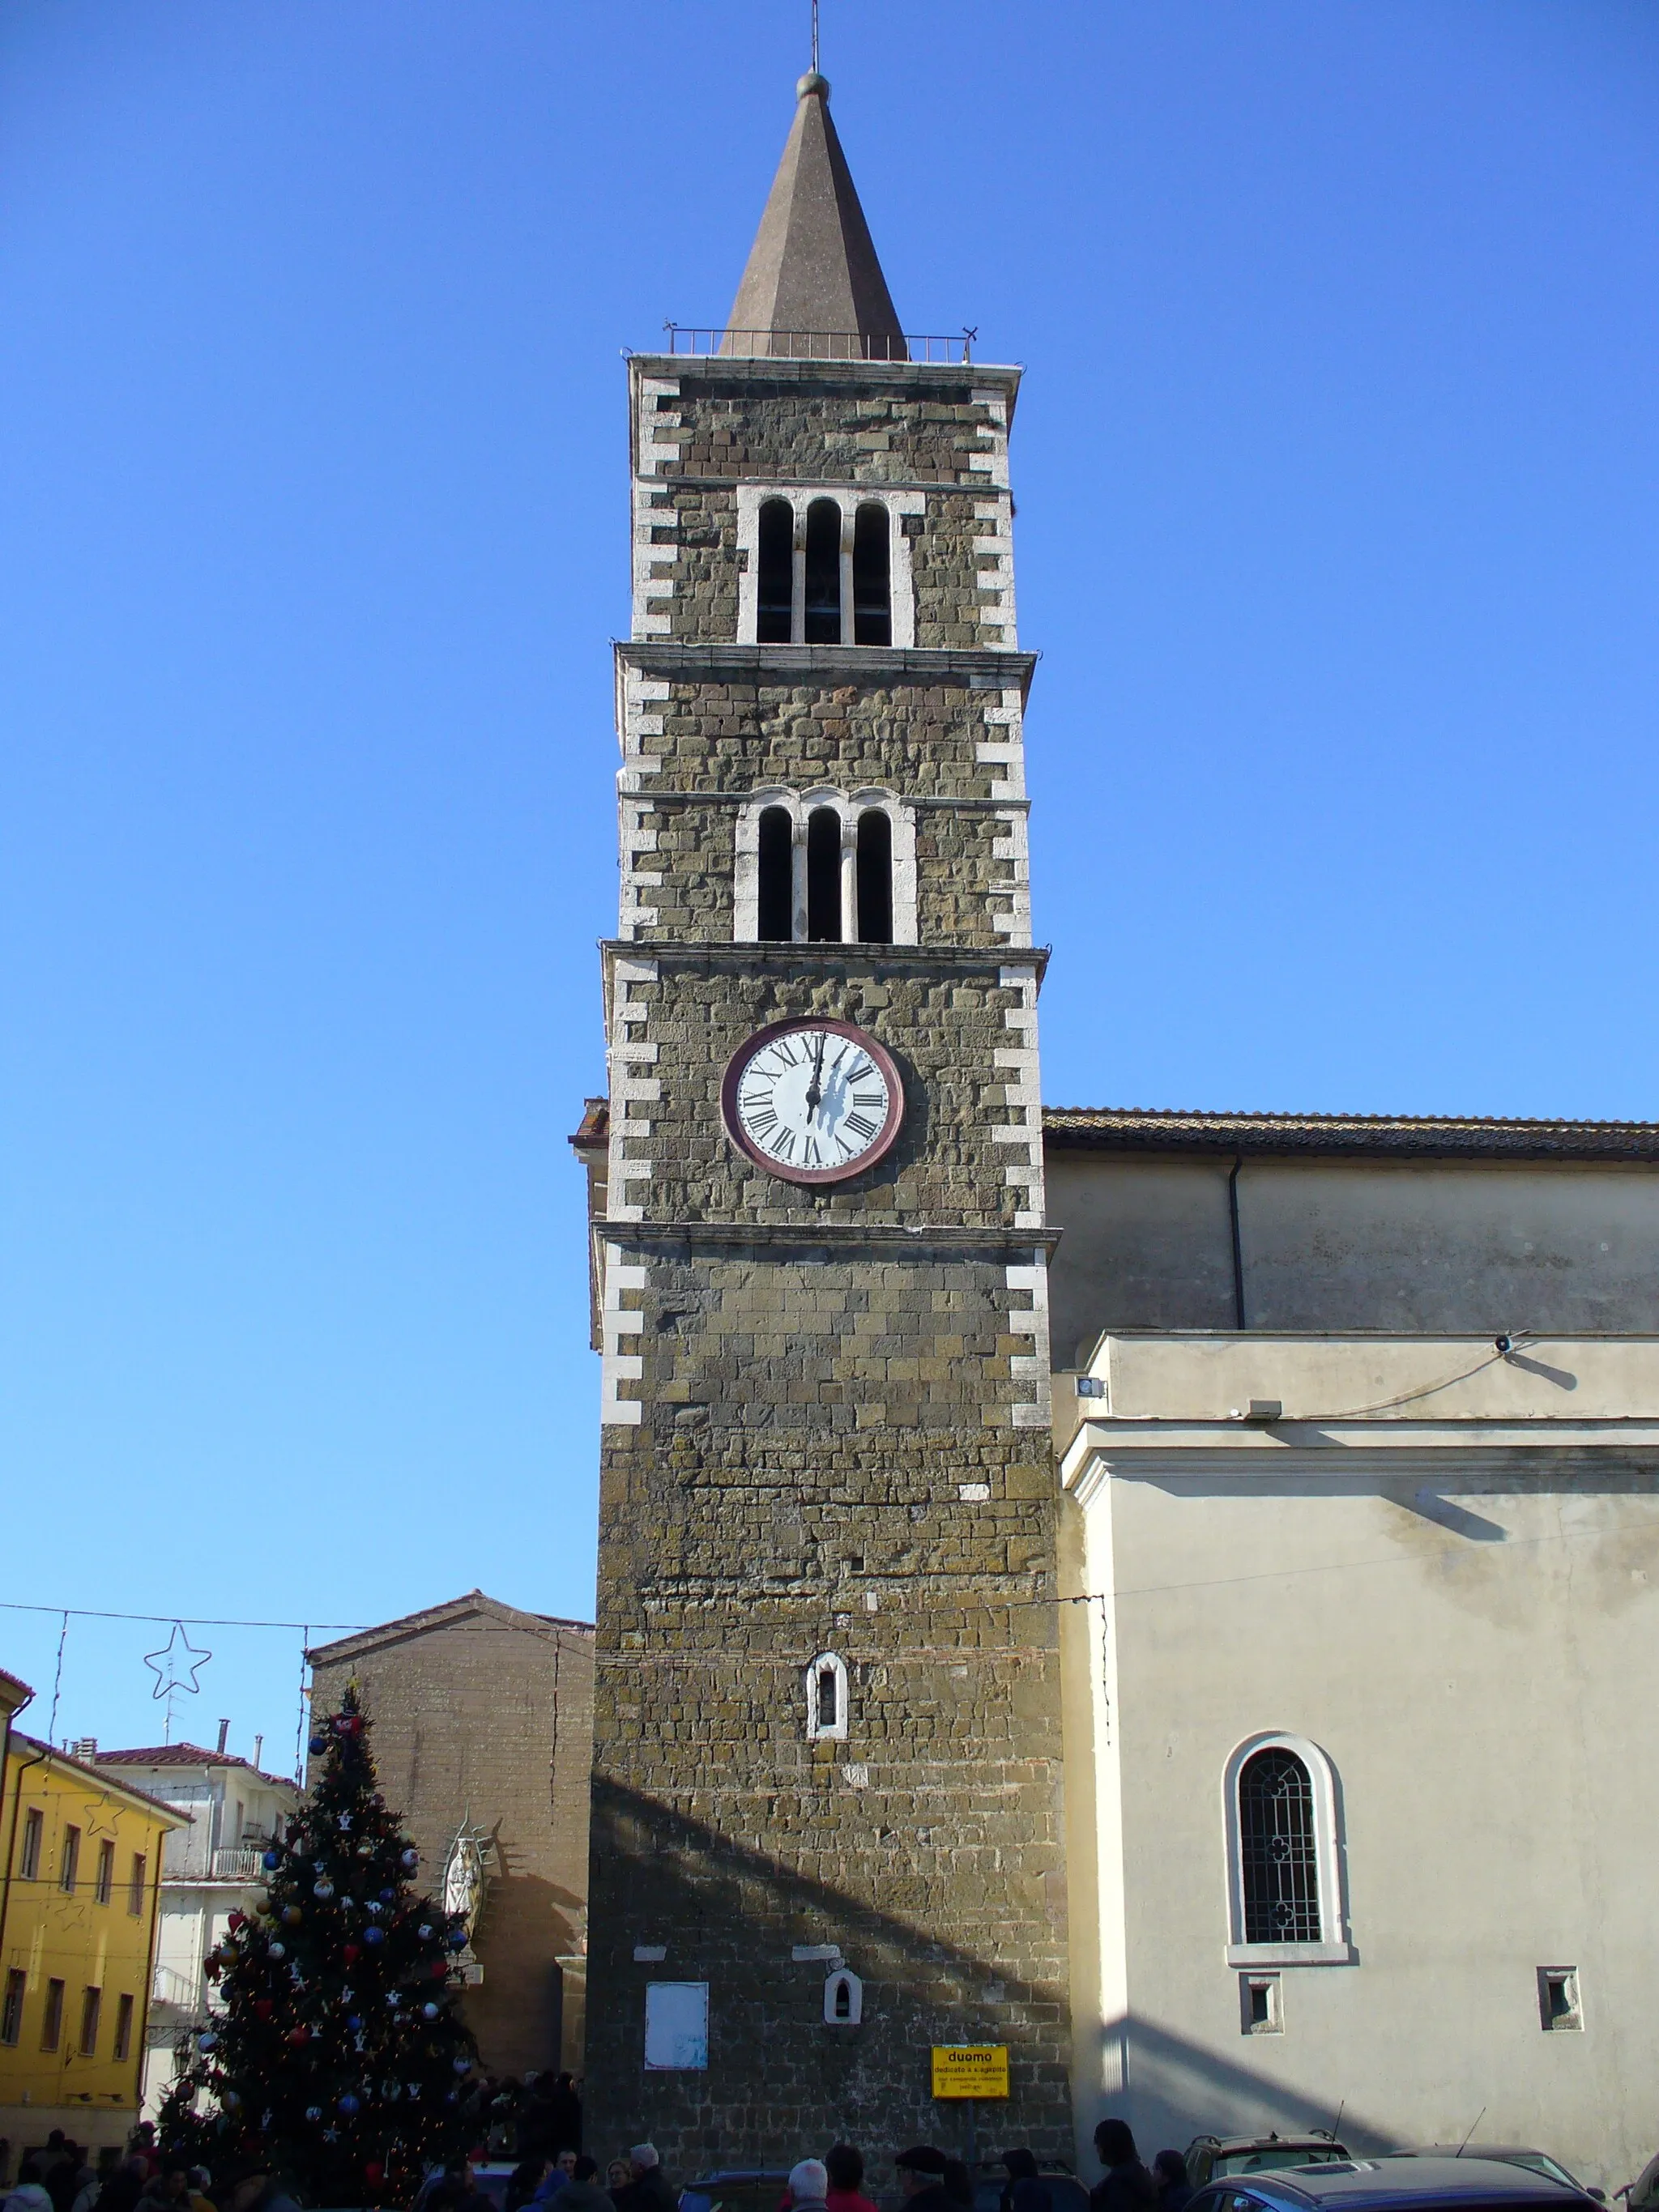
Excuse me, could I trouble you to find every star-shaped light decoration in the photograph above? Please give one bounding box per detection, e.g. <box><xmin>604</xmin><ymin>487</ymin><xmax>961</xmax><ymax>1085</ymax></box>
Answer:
<box><xmin>143</xmin><ymin>1622</ymin><xmax>212</xmax><ymax>1702</ymax></box>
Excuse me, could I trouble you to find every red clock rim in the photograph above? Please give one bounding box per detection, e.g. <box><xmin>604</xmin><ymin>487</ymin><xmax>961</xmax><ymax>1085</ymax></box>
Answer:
<box><xmin>721</xmin><ymin>1017</ymin><xmax>905</xmax><ymax>1185</ymax></box>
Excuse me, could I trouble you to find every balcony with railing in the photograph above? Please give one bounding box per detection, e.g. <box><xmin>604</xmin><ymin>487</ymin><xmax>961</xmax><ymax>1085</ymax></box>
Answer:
<box><xmin>657</xmin><ymin>324</ymin><xmax>978</xmax><ymax>364</ymax></box>
<box><xmin>207</xmin><ymin>1845</ymin><xmax>267</xmax><ymax>1882</ymax></box>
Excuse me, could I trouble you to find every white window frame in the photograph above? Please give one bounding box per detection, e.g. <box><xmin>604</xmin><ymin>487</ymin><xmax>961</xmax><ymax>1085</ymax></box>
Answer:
<box><xmin>736</xmin><ymin>484</ymin><xmax>923</xmax><ymax>647</ymax></box>
<box><xmin>824</xmin><ymin>1967</ymin><xmax>863</xmax><ymax>2025</ymax></box>
<box><xmin>805</xmin><ymin>1652</ymin><xmax>849</xmax><ymax>1743</ymax></box>
<box><xmin>1222</xmin><ymin>1731</ymin><xmax>1354</xmax><ymax>1967</ymax></box>
<box><xmin>733</xmin><ymin>786</ymin><xmax>917</xmax><ymax>946</ymax></box>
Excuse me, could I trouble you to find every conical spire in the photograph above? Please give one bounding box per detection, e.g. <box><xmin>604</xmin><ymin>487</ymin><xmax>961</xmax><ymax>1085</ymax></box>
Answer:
<box><xmin>725</xmin><ymin>72</ymin><xmax>906</xmax><ymax>360</ymax></box>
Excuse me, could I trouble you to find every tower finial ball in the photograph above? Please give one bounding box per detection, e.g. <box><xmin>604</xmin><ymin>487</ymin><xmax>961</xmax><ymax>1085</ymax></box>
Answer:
<box><xmin>796</xmin><ymin>70</ymin><xmax>830</xmax><ymax>100</ymax></box>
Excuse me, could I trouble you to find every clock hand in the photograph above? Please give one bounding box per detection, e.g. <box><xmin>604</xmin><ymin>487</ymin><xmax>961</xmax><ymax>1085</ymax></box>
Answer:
<box><xmin>804</xmin><ymin>1032</ymin><xmax>826</xmax><ymax>1117</ymax></box>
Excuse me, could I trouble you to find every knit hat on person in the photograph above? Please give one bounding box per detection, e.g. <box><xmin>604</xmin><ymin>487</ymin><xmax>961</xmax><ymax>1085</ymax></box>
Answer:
<box><xmin>789</xmin><ymin>2163</ymin><xmax>830</xmax><ymax>2204</ymax></box>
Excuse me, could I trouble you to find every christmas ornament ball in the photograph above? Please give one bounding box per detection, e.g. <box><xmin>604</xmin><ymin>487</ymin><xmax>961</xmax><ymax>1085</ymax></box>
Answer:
<box><xmin>453</xmin><ymin>2056</ymin><xmax>471</xmax><ymax>2073</ymax></box>
<box><xmin>365</xmin><ymin>1926</ymin><xmax>386</xmax><ymax>1946</ymax></box>
<box><xmin>197</xmin><ymin>2031</ymin><xmax>217</xmax><ymax>2052</ymax></box>
<box><xmin>308</xmin><ymin>1735</ymin><xmax>329</xmax><ymax>1755</ymax></box>
<box><xmin>305</xmin><ymin>2108</ymin><xmax>322</xmax><ymax>2124</ymax></box>
<box><xmin>417</xmin><ymin>1924</ymin><xmax>433</xmax><ymax>1940</ymax></box>
<box><xmin>339</xmin><ymin>2093</ymin><xmax>360</xmax><ymax>2116</ymax></box>
<box><xmin>401</xmin><ymin>1848</ymin><xmax>419</xmax><ymax>1868</ymax></box>
<box><xmin>269</xmin><ymin>1942</ymin><xmax>286</xmax><ymax>1960</ymax></box>
<box><xmin>449</xmin><ymin>1929</ymin><xmax>467</xmax><ymax>1949</ymax></box>
<box><xmin>284</xmin><ymin>1905</ymin><xmax>303</xmax><ymax>1925</ymax></box>
<box><xmin>313</xmin><ymin>1878</ymin><xmax>335</xmax><ymax>1899</ymax></box>
<box><xmin>262</xmin><ymin>1848</ymin><xmax>283</xmax><ymax>1871</ymax></box>
<box><xmin>422</xmin><ymin>2001</ymin><xmax>439</xmax><ymax>2020</ymax></box>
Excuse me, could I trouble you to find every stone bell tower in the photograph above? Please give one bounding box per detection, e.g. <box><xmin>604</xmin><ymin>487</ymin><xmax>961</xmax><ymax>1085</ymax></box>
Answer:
<box><xmin>580</xmin><ymin>70</ymin><xmax>1071</xmax><ymax>2165</ymax></box>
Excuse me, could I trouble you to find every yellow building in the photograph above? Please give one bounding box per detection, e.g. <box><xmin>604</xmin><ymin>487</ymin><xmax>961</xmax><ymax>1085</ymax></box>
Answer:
<box><xmin>0</xmin><ymin>1711</ymin><xmax>188</xmax><ymax>2154</ymax></box>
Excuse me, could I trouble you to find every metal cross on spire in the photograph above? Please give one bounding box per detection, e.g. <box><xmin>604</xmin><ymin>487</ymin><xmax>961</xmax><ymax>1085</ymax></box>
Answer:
<box><xmin>811</xmin><ymin>0</ymin><xmax>819</xmax><ymax>76</ymax></box>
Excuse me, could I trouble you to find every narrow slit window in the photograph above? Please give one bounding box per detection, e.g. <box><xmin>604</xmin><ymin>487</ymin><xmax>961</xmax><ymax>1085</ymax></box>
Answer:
<box><xmin>816</xmin><ymin>1664</ymin><xmax>839</xmax><ymax>1733</ymax></box>
<box><xmin>853</xmin><ymin>504</ymin><xmax>892</xmax><ymax>645</ymax></box>
<box><xmin>127</xmin><ymin>1852</ymin><xmax>147</xmax><ymax>1917</ymax></box>
<box><xmin>855</xmin><ymin>810</ymin><xmax>893</xmax><ymax>944</ymax></box>
<box><xmin>806</xmin><ymin>1651</ymin><xmax>849</xmax><ymax>1741</ymax></box>
<box><xmin>113</xmin><ymin>1993</ymin><xmax>135</xmax><ymax>2063</ymax></box>
<box><xmin>19</xmin><ymin>1809</ymin><xmax>42</xmax><ymax>1882</ymax></box>
<box><xmin>806</xmin><ymin>808</ymin><xmax>842</xmax><ymax>941</ymax></box>
<box><xmin>757</xmin><ymin>806</ymin><xmax>794</xmax><ymax>942</ymax></box>
<box><xmin>60</xmin><ymin>1826</ymin><xmax>80</xmax><ymax>1894</ymax></box>
<box><xmin>803</xmin><ymin>499</ymin><xmax>842</xmax><ymax>644</ymax></box>
<box><xmin>1</xmin><ymin>1970</ymin><xmax>24</xmax><ymax>2046</ymax></box>
<box><xmin>757</xmin><ymin>499</ymin><xmax>794</xmax><ymax>644</ymax></box>
<box><xmin>1238</xmin><ymin>1748</ymin><xmax>1320</xmax><ymax>1943</ymax></box>
<box><xmin>41</xmin><ymin>1978</ymin><xmax>64</xmax><ymax>2052</ymax></box>
<box><xmin>79</xmin><ymin>1984</ymin><xmax>101</xmax><ymax>2057</ymax></box>
<box><xmin>95</xmin><ymin>1839</ymin><xmax>114</xmax><ymax>1905</ymax></box>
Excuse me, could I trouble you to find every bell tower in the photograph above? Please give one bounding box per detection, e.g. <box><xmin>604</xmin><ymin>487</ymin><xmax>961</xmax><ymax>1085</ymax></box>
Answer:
<box><xmin>581</xmin><ymin>70</ymin><xmax>1070</xmax><ymax>2163</ymax></box>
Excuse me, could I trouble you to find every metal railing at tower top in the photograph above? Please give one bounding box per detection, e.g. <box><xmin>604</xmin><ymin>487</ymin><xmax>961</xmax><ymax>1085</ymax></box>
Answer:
<box><xmin>659</xmin><ymin>323</ymin><xmax>977</xmax><ymax>363</ymax></box>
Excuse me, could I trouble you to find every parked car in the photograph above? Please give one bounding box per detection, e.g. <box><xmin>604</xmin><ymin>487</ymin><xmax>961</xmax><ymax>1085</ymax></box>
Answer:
<box><xmin>680</xmin><ymin>2170</ymin><xmax>792</xmax><ymax>2212</ymax></box>
<box><xmin>1184</xmin><ymin>2156</ymin><xmax>1599</xmax><ymax>2212</ymax></box>
<box><xmin>970</xmin><ymin>2167</ymin><xmax>1091</xmax><ymax>2212</ymax></box>
<box><xmin>1390</xmin><ymin>2151</ymin><xmax>1603</xmax><ymax>2202</ymax></box>
<box><xmin>1188</xmin><ymin>2138</ymin><xmax>1352</xmax><ymax>2189</ymax></box>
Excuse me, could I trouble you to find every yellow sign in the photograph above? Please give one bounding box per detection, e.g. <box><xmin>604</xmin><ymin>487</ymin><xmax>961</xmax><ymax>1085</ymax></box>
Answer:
<box><xmin>931</xmin><ymin>2045</ymin><xmax>1010</xmax><ymax>2099</ymax></box>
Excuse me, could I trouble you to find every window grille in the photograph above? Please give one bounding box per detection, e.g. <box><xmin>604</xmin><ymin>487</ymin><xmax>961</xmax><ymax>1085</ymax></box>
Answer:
<box><xmin>1238</xmin><ymin>1747</ymin><xmax>1320</xmax><ymax>1943</ymax></box>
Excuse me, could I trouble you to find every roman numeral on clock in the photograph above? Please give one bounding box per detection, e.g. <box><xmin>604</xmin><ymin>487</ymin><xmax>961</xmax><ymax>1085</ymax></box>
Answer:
<box><xmin>843</xmin><ymin>1110</ymin><xmax>878</xmax><ymax>1140</ymax></box>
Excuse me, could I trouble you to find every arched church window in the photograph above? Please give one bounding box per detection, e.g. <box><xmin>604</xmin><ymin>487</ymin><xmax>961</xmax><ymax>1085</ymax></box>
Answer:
<box><xmin>1237</xmin><ymin>1746</ymin><xmax>1320</xmax><ymax>1944</ymax></box>
<box><xmin>852</xmin><ymin>504</ymin><xmax>892</xmax><ymax>646</ymax></box>
<box><xmin>757</xmin><ymin>805</ymin><xmax>794</xmax><ymax>943</ymax></box>
<box><xmin>804</xmin><ymin>498</ymin><xmax>843</xmax><ymax>645</ymax></box>
<box><xmin>805</xmin><ymin>1652</ymin><xmax>849</xmax><ymax>1742</ymax></box>
<box><xmin>854</xmin><ymin>809</ymin><xmax>893</xmax><ymax>944</ymax></box>
<box><xmin>806</xmin><ymin>806</ymin><xmax>842</xmax><ymax>941</ymax></box>
<box><xmin>757</xmin><ymin>499</ymin><xmax>794</xmax><ymax>645</ymax></box>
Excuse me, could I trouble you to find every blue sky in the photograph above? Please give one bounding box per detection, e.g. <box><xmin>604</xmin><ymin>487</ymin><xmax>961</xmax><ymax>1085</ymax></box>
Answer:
<box><xmin>4</xmin><ymin>1</ymin><xmax>1657</xmax><ymax>1763</ymax></box>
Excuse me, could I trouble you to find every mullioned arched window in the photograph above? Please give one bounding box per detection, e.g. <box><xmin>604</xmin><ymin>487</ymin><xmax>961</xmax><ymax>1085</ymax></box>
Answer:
<box><xmin>736</xmin><ymin>488</ymin><xmax>923</xmax><ymax>647</ymax></box>
<box><xmin>736</xmin><ymin>789</ymin><xmax>917</xmax><ymax>948</ymax></box>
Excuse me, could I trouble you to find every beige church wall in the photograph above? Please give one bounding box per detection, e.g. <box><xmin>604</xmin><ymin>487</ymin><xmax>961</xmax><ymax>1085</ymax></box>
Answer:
<box><xmin>1064</xmin><ymin>1453</ymin><xmax>1659</xmax><ymax>2192</ymax></box>
<box><xmin>1046</xmin><ymin>1156</ymin><xmax>1238</xmax><ymax>1360</ymax></box>
<box><xmin>1045</xmin><ymin>1153</ymin><xmax>1659</xmax><ymax>1362</ymax></box>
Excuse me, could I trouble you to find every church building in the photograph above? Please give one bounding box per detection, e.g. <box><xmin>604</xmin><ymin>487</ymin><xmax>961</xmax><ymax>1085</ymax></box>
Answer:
<box><xmin>578</xmin><ymin>71</ymin><xmax>1659</xmax><ymax>2195</ymax></box>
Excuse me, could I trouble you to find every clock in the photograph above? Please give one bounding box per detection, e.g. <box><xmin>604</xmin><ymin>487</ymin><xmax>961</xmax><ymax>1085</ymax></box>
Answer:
<box><xmin>722</xmin><ymin>1018</ymin><xmax>904</xmax><ymax>1184</ymax></box>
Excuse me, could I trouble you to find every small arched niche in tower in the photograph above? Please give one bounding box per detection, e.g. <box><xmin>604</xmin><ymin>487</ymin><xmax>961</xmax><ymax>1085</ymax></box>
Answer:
<box><xmin>803</xmin><ymin>498</ymin><xmax>843</xmax><ymax>645</ymax></box>
<box><xmin>853</xmin><ymin>504</ymin><xmax>892</xmax><ymax>646</ymax></box>
<box><xmin>806</xmin><ymin>806</ymin><xmax>842</xmax><ymax>940</ymax></box>
<box><xmin>855</xmin><ymin>808</ymin><xmax>893</xmax><ymax>944</ymax></box>
<box><xmin>756</xmin><ymin>498</ymin><xmax>794</xmax><ymax>645</ymax></box>
<box><xmin>757</xmin><ymin>805</ymin><xmax>794</xmax><ymax>942</ymax></box>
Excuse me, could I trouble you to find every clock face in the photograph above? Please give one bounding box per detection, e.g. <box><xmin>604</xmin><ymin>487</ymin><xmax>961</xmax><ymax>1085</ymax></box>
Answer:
<box><xmin>722</xmin><ymin>1018</ymin><xmax>904</xmax><ymax>1184</ymax></box>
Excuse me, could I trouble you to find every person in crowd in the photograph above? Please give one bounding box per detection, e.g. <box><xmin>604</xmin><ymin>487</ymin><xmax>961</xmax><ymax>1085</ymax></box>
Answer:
<box><xmin>553</xmin><ymin>2159</ymin><xmax>612</xmax><ymax>2212</ymax></box>
<box><xmin>1151</xmin><ymin>2159</ymin><xmax>1189</xmax><ymax>2212</ymax></box>
<box><xmin>613</xmin><ymin>2147</ymin><xmax>675</xmax><ymax>2212</ymax></box>
<box><xmin>894</xmin><ymin>2150</ymin><xmax>955</xmax><ymax>2212</ymax></box>
<box><xmin>547</xmin><ymin>2076</ymin><xmax>582</xmax><ymax>2158</ymax></box>
<box><xmin>224</xmin><ymin>2164</ymin><xmax>301</xmax><ymax>2212</ymax></box>
<box><xmin>4</xmin><ymin>2159</ymin><xmax>53</xmax><ymax>2212</ymax></box>
<box><xmin>604</xmin><ymin>2165</ymin><xmax>631</xmax><ymax>2197</ymax></box>
<box><xmin>424</xmin><ymin>2163</ymin><xmax>479</xmax><ymax>2212</ymax></box>
<box><xmin>87</xmin><ymin>2159</ymin><xmax>145</xmax><ymax>2212</ymax></box>
<box><xmin>47</xmin><ymin>2147</ymin><xmax>90</xmax><ymax>2212</ymax></box>
<box><xmin>533</xmin><ymin>2155</ymin><xmax>580</xmax><ymax>2208</ymax></box>
<box><xmin>1090</xmin><ymin>2125</ymin><xmax>1156</xmax><ymax>2212</ymax></box>
<box><xmin>126</xmin><ymin>2135</ymin><xmax>160</xmax><ymax>2184</ymax></box>
<box><xmin>787</xmin><ymin>2165</ymin><xmax>830</xmax><ymax>2212</ymax></box>
<box><xmin>70</xmin><ymin>2148</ymin><xmax>121</xmax><ymax>2212</ymax></box>
<box><xmin>825</xmin><ymin>2146</ymin><xmax>877</xmax><ymax>2212</ymax></box>
<box><xmin>505</xmin><ymin>2162</ymin><xmax>551</xmax><ymax>2212</ymax></box>
<box><xmin>184</xmin><ymin>2172</ymin><xmax>214</xmax><ymax>2212</ymax></box>
<box><xmin>940</xmin><ymin>2163</ymin><xmax>973</xmax><ymax>2212</ymax></box>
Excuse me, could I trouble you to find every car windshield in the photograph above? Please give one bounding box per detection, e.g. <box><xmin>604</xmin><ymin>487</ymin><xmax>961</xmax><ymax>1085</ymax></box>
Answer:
<box><xmin>1216</xmin><ymin>2154</ymin><xmax>1349</xmax><ymax>2176</ymax></box>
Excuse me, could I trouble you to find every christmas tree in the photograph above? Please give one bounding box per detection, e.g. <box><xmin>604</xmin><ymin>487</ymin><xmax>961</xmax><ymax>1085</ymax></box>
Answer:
<box><xmin>160</xmin><ymin>1686</ymin><xmax>476</xmax><ymax>2206</ymax></box>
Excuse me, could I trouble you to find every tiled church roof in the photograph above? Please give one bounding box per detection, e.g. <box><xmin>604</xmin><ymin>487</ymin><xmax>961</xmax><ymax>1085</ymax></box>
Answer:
<box><xmin>1042</xmin><ymin>1106</ymin><xmax>1659</xmax><ymax>1160</ymax></box>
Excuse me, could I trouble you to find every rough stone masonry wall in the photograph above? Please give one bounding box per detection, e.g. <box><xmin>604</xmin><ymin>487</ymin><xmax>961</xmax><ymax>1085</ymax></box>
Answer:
<box><xmin>309</xmin><ymin>1621</ymin><xmax>595</xmax><ymax>2075</ymax></box>
<box><xmin>586</xmin><ymin>1241</ymin><xmax>1071</xmax><ymax>2170</ymax></box>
